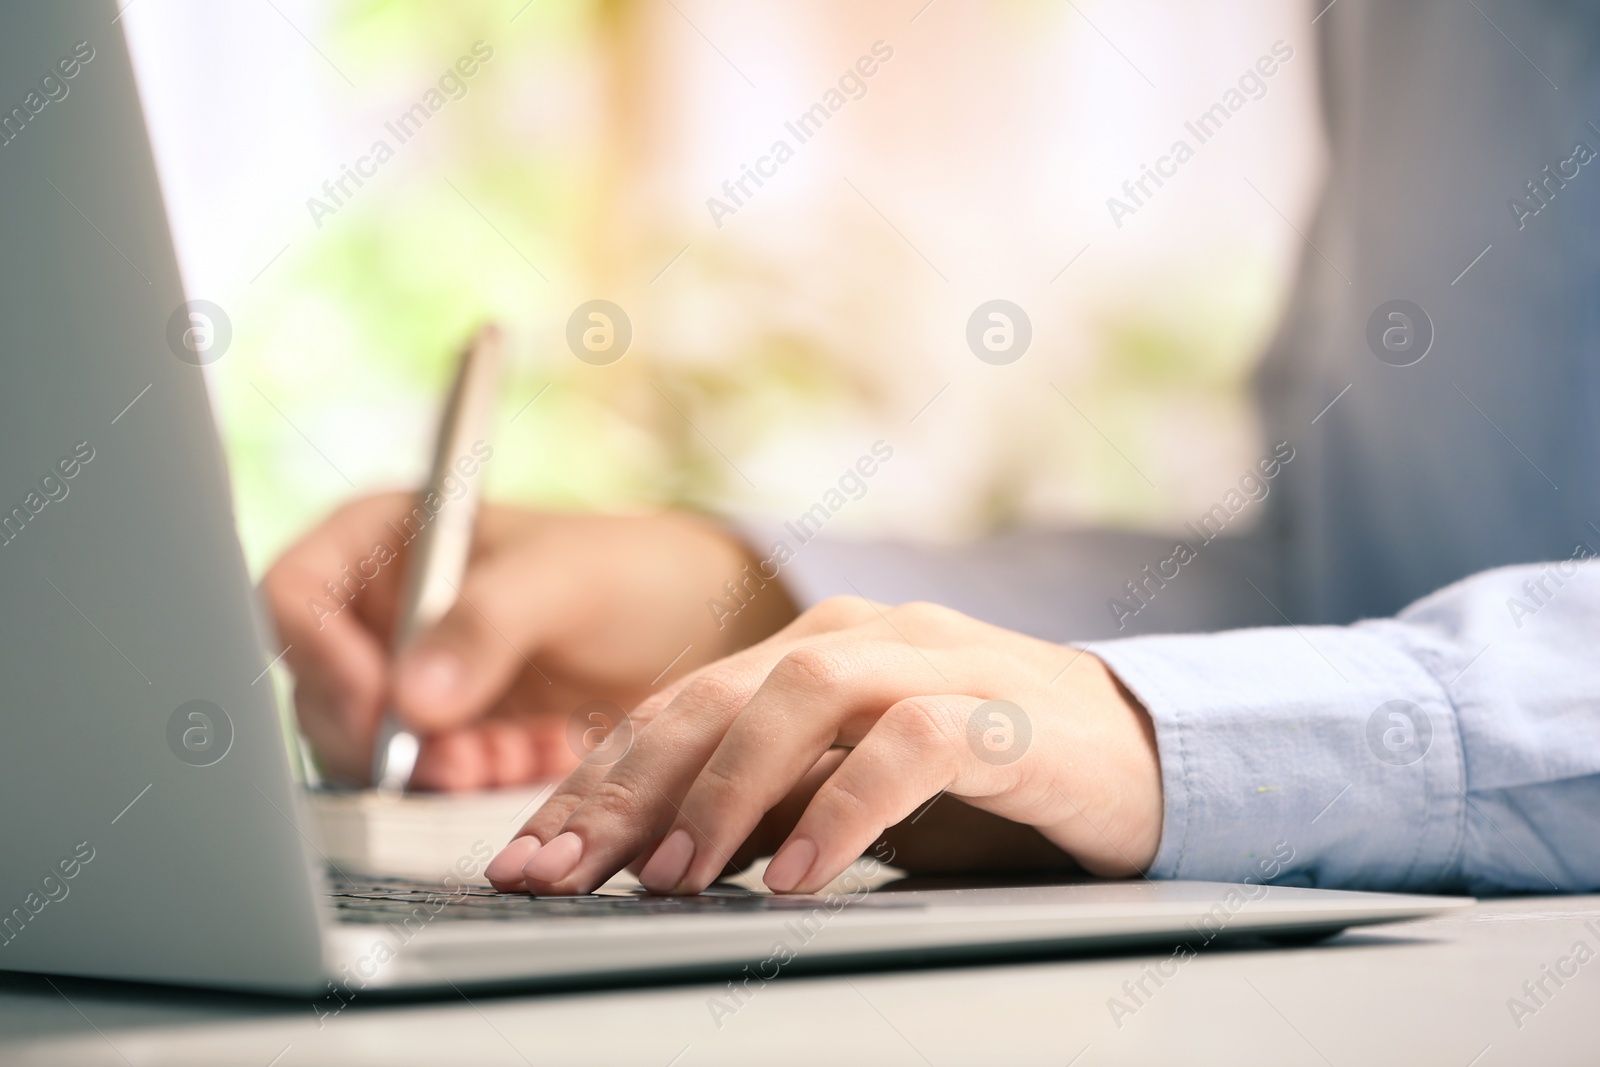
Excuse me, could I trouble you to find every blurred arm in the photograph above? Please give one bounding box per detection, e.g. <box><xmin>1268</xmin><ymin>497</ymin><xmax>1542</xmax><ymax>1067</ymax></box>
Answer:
<box><xmin>737</xmin><ymin>523</ymin><xmax>1285</xmax><ymax>643</ymax></box>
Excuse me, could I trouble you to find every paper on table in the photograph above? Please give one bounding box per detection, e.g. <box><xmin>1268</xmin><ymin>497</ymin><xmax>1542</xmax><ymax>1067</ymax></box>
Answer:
<box><xmin>307</xmin><ymin>784</ymin><xmax>574</xmax><ymax>884</ymax></box>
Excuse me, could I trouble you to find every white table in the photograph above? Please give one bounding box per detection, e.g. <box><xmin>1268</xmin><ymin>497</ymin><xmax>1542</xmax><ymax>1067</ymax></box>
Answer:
<box><xmin>3</xmin><ymin>894</ymin><xmax>1597</xmax><ymax>1066</ymax></box>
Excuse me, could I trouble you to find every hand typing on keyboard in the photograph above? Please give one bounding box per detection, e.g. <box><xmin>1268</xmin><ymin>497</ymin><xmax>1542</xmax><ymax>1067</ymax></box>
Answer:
<box><xmin>486</xmin><ymin>598</ymin><xmax>1160</xmax><ymax>897</ymax></box>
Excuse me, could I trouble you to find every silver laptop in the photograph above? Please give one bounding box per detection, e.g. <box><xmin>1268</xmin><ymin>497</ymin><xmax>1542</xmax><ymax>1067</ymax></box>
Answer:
<box><xmin>0</xmin><ymin>0</ymin><xmax>1470</xmax><ymax>997</ymax></box>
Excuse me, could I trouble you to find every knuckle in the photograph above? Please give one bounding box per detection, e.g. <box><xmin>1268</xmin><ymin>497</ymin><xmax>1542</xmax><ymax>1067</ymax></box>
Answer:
<box><xmin>334</xmin><ymin>492</ymin><xmax>407</xmax><ymax>534</ymax></box>
<box><xmin>259</xmin><ymin>557</ymin><xmax>292</xmax><ymax>598</ymax></box>
<box><xmin>521</xmin><ymin>812</ymin><xmax>567</xmax><ymax>839</ymax></box>
<box><xmin>692</xmin><ymin>759</ymin><xmax>746</xmax><ymax>810</ymax></box>
<box><xmin>262</xmin><ymin>559</ymin><xmax>318</xmax><ymax>616</ymax></box>
<box><xmin>817</xmin><ymin>777</ymin><xmax>873</xmax><ymax>822</ymax></box>
<box><xmin>632</xmin><ymin>689</ymin><xmax>675</xmax><ymax>722</ymax></box>
<box><xmin>519</xmin><ymin>767</ymin><xmax>602</xmax><ymax>834</ymax></box>
<box><xmin>527</xmin><ymin>777</ymin><xmax>592</xmax><ymax>822</ymax></box>
<box><xmin>582</xmin><ymin>775</ymin><xmax>649</xmax><ymax>822</ymax></box>
<box><xmin>770</xmin><ymin>644</ymin><xmax>854</xmax><ymax>693</ymax></box>
<box><xmin>676</xmin><ymin>669</ymin><xmax>751</xmax><ymax>712</ymax></box>
<box><xmin>807</xmin><ymin>595</ymin><xmax>878</xmax><ymax>627</ymax></box>
<box><xmin>885</xmin><ymin>696</ymin><xmax>966</xmax><ymax>748</ymax></box>
<box><xmin>889</xmin><ymin>600</ymin><xmax>962</xmax><ymax>629</ymax></box>
<box><xmin>521</xmin><ymin>801</ymin><xmax>577</xmax><ymax>839</ymax></box>
<box><xmin>452</xmin><ymin>580</ymin><xmax>510</xmax><ymax>632</ymax></box>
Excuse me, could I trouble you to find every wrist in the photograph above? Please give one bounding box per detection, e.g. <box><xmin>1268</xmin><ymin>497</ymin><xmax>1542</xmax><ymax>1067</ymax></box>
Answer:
<box><xmin>1046</xmin><ymin>653</ymin><xmax>1163</xmax><ymax>876</ymax></box>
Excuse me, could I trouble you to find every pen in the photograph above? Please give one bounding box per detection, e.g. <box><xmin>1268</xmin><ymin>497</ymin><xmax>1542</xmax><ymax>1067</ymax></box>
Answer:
<box><xmin>371</xmin><ymin>323</ymin><xmax>504</xmax><ymax>793</ymax></box>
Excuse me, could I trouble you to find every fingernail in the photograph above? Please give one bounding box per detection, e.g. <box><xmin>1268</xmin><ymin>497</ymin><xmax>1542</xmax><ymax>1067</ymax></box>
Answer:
<box><xmin>400</xmin><ymin>647</ymin><xmax>464</xmax><ymax>705</ymax></box>
<box><xmin>522</xmin><ymin>831</ymin><xmax>584</xmax><ymax>886</ymax></box>
<box><xmin>485</xmin><ymin>836</ymin><xmax>541</xmax><ymax>892</ymax></box>
<box><xmin>763</xmin><ymin>837</ymin><xmax>818</xmax><ymax>894</ymax></box>
<box><xmin>639</xmin><ymin>829</ymin><xmax>696</xmax><ymax>894</ymax></box>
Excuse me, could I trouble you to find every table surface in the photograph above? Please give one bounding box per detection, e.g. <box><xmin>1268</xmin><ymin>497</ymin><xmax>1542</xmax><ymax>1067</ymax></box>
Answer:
<box><xmin>3</xmin><ymin>893</ymin><xmax>1598</xmax><ymax>1066</ymax></box>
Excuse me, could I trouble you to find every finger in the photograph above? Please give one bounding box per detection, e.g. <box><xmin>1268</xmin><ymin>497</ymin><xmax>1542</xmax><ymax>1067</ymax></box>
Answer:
<box><xmin>629</xmin><ymin>747</ymin><xmax>849</xmax><ymax>878</ymax></box>
<box><xmin>391</xmin><ymin>549</ymin><xmax>565</xmax><ymax>732</ymax></box>
<box><xmin>482</xmin><ymin>730</ymin><xmax>603</xmax><ymax>892</ymax></box>
<box><xmin>764</xmin><ymin>695</ymin><xmax>1020</xmax><ymax>894</ymax></box>
<box><xmin>275</xmin><ymin>620</ymin><xmax>387</xmax><ymax>784</ymax></box>
<box><xmin>485</xmin><ymin>834</ymin><xmax>544</xmax><ymax>893</ymax></box>
<box><xmin>484</xmin><ymin>769</ymin><xmax>593</xmax><ymax>892</ymax></box>
<box><xmin>478</xmin><ymin>674</ymin><xmax>590</xmax><ymax>785</ymax></box>
<box><xmin>263</xmin><ymin>494</ymin><xmax>417</xmax><ymax>782</ymax></box>
<box><xmin>496</xmin><ymin>664</ymin><xmax>707</xmax><ymax>845</ymax></box>
<box><xmin>407</xmin><ymin>719</ymin><xmax>530</xmax><ymax>792</ymax></box>
<box><xmin>638</xmin><ymin>640</ymin><xmax>950</xmax><ymax>894</ymax></box>
<box><xmin>767</xmin><ymin>595</ymin><xmax>885</xmax><ymax>641</ymax></box>
<box><xmin>484</xmin><ymin>691</ymin><xmax>677</xmax><ymax>892</ymax></box>
<box><xmin>408</xmin><ymin>691</ymin><xmax>586</xmax><ymax>793</ymax></box>
<box><xmin>408</xmin><ymin>727</ymin><xmax>494</xmax><ymax>793</ymax></box>
<box><xmin>726</xmin><ymin>748</ymin><xmax>848</xmax><ymax>871</ymax></box>
<box><xmin>516</xmin><ymin>661</ymin><xmax>779</xmax><ymax>896</ymax></box>
<box><xmin>486</xmin><ymin>624</ymin><xmax>881</xmax><ymax>894</ymax></box>
<box><xmin>263</xmin><ymin>493</ymin><xmax>414</xmax><ymax>652</ymax></box>
<box><xmin>624</xmin><ymin>835</ymin><xmax>666</xmax><ymax>879</ymax></box>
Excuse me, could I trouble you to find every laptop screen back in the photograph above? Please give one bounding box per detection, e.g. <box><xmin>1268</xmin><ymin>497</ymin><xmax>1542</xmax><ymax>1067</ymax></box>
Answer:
<box><xmin>0</xmin><ymin>0</ymin><xmax>325</xmax><ymax>993</ymax></box>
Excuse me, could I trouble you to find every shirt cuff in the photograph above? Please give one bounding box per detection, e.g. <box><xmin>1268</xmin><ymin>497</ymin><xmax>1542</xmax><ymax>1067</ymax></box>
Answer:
<box><xmin>1091</xmin><ymin>624</ymin><xmax>1467</xmax><ymax>892</ymax></box>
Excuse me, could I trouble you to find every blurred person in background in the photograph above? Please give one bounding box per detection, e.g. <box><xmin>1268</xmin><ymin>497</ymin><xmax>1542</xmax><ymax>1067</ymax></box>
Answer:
<box><xmin>264</xmin><ymin>0</ymin><xmax>1599</xmax><ymax>899</ymax></box>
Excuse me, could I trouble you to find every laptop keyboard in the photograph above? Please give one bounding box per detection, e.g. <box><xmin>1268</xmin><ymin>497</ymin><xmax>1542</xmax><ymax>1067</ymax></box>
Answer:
<box><xmin>326</xmin><ymin>876</ymin><xmax>911</xmax><ymax>924</ymax></box>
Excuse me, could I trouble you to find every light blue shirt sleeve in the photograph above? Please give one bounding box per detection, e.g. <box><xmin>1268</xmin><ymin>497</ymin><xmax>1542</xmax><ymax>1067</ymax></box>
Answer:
<box><xmin>1091</xmin><ymin>561</ymin><xmax>1600</xmax><ymax>896</ymax></box>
